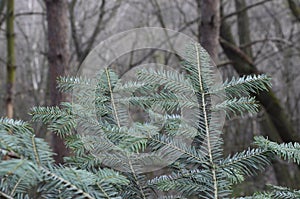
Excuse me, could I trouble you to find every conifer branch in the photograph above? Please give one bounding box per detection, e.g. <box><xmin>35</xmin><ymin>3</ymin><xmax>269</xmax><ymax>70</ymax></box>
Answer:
<box><xmin>195</xmin><ymin>43</ymin><xmax>218</xmax><ymax>198</ymax></box>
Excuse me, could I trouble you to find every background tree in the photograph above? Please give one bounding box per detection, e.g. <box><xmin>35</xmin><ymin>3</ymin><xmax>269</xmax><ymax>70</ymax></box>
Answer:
<box><xmin>199</xmin><ymin>0</ymin><xmax>220</xmax><ymax>62</ymax></box>
<box><xmin>68</xmin><ymin>0</ymin><xmax>121</xmax><ymax>65</ymax></box>
<box><xmin>6</xmin><ymin>0</ymin><xmax>15</xmax><ymax>118</ymax></box>
<box><xmin>45</xmin><ymin>0</ymin><xmax>70</xmax><ymax>163</ymax></box>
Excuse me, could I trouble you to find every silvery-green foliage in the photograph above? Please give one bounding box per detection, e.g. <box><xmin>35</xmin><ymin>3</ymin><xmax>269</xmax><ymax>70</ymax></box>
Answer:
<box><xmin>0</xmin><ymin>43</ymin><xmax>299</xmax><ymax>199</ymax></box>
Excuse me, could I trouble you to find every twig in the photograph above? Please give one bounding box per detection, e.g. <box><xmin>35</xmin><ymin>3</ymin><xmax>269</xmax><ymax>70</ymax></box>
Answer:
<box><xmin>222</xmin><ymin>0</ymin><xmax>272</xmax><ymax>21</ymax></box>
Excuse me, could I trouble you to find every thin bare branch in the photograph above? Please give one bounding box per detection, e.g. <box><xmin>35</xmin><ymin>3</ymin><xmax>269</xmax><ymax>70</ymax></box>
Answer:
<box><xmin>222</xmin><ymin>0</ymin><xmax>272</xmax><ymax>21</ymax></box>
<box><xmin>217</xmin><ymin>61</ymin><xmax>234</xmax><ymax>67</ymax></box>
<box><xmin>219</xmin><ymin>38</ymin><xmax>254</xmax><ymax>67</ymax></box>
<box><xmin>15</xmin><ymin>12</ymin><xmax>45</xmax><ymax>17</ymax></box>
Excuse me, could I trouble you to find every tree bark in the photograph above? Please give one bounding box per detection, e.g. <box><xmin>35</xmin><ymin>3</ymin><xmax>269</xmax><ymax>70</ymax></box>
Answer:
<box><xmin>45</xmin><ymin>0</ymin><xmax>70</xmax><ymax>164</ymax></box>
<box><xmin>235</xmin><ymin>0</ymin><xmax>252</xmax><ymax>58</ymax></box>
<box><xmin>288</xmin><ymin>0</ymin><xmax>300</xmax><ymax>22</ymax></box>
<box><xmin>200</xmin><ymin>0</ymin><xmax>220</xmax><ymax>62</ymax></box>
<box><xmin>6</xmin><ymin>0</ymin><xmax>15</xmax><ymax>118</ymax></box>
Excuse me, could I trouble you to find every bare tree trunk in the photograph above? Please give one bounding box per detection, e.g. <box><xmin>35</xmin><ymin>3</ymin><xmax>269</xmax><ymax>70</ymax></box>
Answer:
<box><xmin>200</xmin><ymin>0</ymin><xmax>220</xmax><ymax>62</ymax></box>
<box><xmin>45</xmin><ymin>0</ymin><xmax>70</xmax><ymax>164</ymax></box>
<box><xmin>6</xmin><ymin>0</ymin><xmax>15</xmax><ymax>118</ymax></box>
<box><xmin>235</xmin><ymin>0</ymin><xmax>252</xmax><ymax>58</ymax></box>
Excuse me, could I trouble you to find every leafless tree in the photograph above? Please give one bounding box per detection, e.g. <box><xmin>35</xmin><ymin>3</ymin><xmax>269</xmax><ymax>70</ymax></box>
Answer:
<box><xmin>45</xmin><ymin>0</ymin><xmax>70</xmax><ymax>163</ymax></box>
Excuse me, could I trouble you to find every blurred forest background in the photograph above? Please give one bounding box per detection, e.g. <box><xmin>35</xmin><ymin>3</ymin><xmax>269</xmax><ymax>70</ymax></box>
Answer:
<box><xmin>0</xmin><ymin>0</ymin><xmax>300</xmax><ymax>195</ymax></box>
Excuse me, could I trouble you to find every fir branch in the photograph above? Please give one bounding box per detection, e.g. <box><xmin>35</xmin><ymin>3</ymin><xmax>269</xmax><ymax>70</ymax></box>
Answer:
<box><xmin>0</xmin><ymin>117</ymin><xmax>32</xmax><ymax>133</ymax></box>
<box><xmin>0</xmin><ymin>41</ymin><xmax>287</xmax><ymax>198</ymax></box>
<box><xmin>241</xmin><ymin>185</ymin><xmax>300</xmax><ymax>199</ymax></box>
<box><xmin>31</xmin><ymin>134</ymin><xmax>41</xmax><ymax>166</ymax></box>
<box><xmin>102</xmin><ymin>69</ymin><xmax>147</xmax><ymax>198</ymax></box>
<box><xmin>194</xmin><ymin>43</ymin><xmax>218</xmax><ymax>198</ymax></box>
<box><xmin>254</xmin><ymin>136</ymin><xmax>300</xmax><ymax>164</ymax></box>
<box><xmin>30</xmin><ymin>106</ymin><xmax>75</xmax><ymax>137</ymax></box>
<box><xmin>57</xmin><ymin>76</ymin><xmax>92</xmax><ymax>93</ymax></box>
<box><xmin>212</xmin><ymin>97</ymin><xmax>259</xmax><ymax>116</ymax></box>
<box><xmin>41</xmin><ymin>167</ymin><xmax>96</xmax><ymax>199</ymax></box>
<box><xmin>210</xmin><ymin>74</ymin><xmax>271</xmax><ymax>97</ymax></box>
<box><xmin>264</xmin><ymin>184</ymin><xmax>300</xmax><ymax>199</ymax></box>
<box><xmin>219</xmin><ymin>148</ymin><xmax>271</xmax><ymax>178</ymax></box>
<box><xmin>0</xmin><ymin>159</ymin><xmax>39</xmax><ymax>196</ymax></box>
<box><xmin>151</xmin><ymin>176</ymin><xmax>207</xmax><ymax>194</ymax></box>
<box><xmin>0</xmin><ymin>122</ymin><xmax>54</xmax><ymax>164</ymax></box>
<box><xmin>115</xmin><ymin>92</ymin><xmax>198</xmax><ymax>112</ymax></box>
<box><xmin>137</xmin><ymin>68</ymin><xmax>195</xmax><ymax>94</ymax></box>
<box><xmin>148</xmin><ymin>134</ymin><xmax>206</xmax><ymax>165</ymax></box>
<box><xmin>113</xmin><ymin>81</ymin><xmax>149</xmax><ymax>93</ymax></box>
<box><xmin>149</xmin><ymin>169</ymin><xmax>212</xmax><ymax>196</ymax></box>
<box><xmin>0</xmin><ymin>191</ymin><xmax>14</xmax><ymax>199</ymax></box>
<box><xmin>105</xmin><ymin>68</ymin><xmax>121</xmax><ymax>127</ymax></box>
<box><xmin>158</xmin><ymin>195</ymin><xmax>187</xmax><ymax>199</ymax></box>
